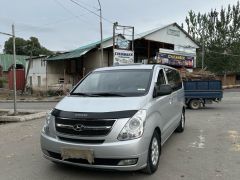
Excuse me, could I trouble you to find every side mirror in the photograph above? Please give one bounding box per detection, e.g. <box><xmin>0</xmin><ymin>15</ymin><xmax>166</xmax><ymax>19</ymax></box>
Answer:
<box><xmin>154</xmin><ymin>84</ymin><xmax>172</xmax><ymax>97</ymax></box>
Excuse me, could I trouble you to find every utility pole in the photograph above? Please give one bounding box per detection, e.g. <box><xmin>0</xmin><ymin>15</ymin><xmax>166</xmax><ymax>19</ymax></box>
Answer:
<box><xmin>223</xmin><ymin>50</ymin><xmax>227</xmax><ymax>85</ymax></box>
<box><xmin>12</xmin><ymin>24</ymin><xmax>17</xmax><ymax>115</ymax></box>
<box><xmin>0</xmin><ymin>25</ymin><xmax>17</xmax><ymax>115</ymax></box>
<box><xmin>97</xmin><ymin>0</ymin><xmax>103</xmax><ymax>67</ymax></box>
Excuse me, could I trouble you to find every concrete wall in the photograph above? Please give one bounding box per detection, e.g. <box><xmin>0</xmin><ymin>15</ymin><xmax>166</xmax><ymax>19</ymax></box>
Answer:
<box><xmin>144</xmin><ymin>24</ymin><xmax>199</xmax><ymax>50</ymax></box>
<box><xmin>26</xmin><ymin>58</ymin><xmax>47</xmax><ymax>92</ymax></box>
<box><xmin>143</xmin><ymin>25</ymin><xmax>198</xmax><ymax>68</ymax></box>
<box><xmin>47</xmin><ymin>61</ymin><xmax>73</xmax><ymax>91</ymax></box>
<box><xmin>216</xmin><ymin>74</ymin><xmax>237</xmax><ymax>86</ymax></box>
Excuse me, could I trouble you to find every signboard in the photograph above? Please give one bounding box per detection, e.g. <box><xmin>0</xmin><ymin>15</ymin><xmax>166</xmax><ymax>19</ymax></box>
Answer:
<box><xmin>157</xmin><ymin>53</ymin><xmax>194</xmax><ymax>68</ymax></box>
<box><xmin>113</xmin><ymin>23</ymin><xmax>134</xmax><ymax>65</ymax></box>
<box><xmin>113</xmin><ymin>49</ymin><xmax>134</xmax><ymax>65</ymax></box>
<box><xmin>167</xmin><ymin>28</ymin><xmax>180</xmax><ymax>37</ymax></box>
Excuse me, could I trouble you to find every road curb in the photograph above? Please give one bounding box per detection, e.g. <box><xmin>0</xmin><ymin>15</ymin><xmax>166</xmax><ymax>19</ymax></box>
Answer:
<box><xmin>0</xmin><ymin>100</ymin><xmax>60</xmax><ymax>103</ymax></box>
<box><xmin>0</xmin><ymin>109</ymin><xmax>47</xmax><ymax>122</ymax></box>
<box><xmin>223</xmin><ymin>85</ymin><xmax>240</xmax><ymax>89</ymax></box>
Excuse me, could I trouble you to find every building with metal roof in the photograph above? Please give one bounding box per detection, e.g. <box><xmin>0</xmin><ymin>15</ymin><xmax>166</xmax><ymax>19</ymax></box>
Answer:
<box><xmin>0</xmin><ymin>54</ymin><xmax>28</xmax><ymax>72</ymax></box>
<box><xmin>0</xmin><ymin>54</ymin><xmax>28</xmax><ymax>89</ymax></box>
<box><xmin>27</xmin><ymin>22</ymin><xmax>199</xmax><ymax>93</ymax></box>
<box><xmin>46</xmin><ymin>23</ymin><xmax>199</xmax><ymax>63</ymax></box>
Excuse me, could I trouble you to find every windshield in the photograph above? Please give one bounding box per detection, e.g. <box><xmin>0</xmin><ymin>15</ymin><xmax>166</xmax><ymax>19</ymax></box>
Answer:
<box><xmin>71</xmin><ymin>69</ymin><xmax>152</xmax><ymax>97</ymax></box>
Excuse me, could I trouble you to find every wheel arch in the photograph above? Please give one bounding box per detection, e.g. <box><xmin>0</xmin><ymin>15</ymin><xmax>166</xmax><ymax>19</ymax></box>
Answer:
<box><xmin>154</xmin><ymin>127</ymin><xmax>161</xmax><ymax>140</ymax></box>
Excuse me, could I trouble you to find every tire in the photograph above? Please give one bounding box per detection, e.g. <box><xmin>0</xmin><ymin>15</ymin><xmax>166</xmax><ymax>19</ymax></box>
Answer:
<box><xmin>189</xmin><ymin>99</ymin><xmax>200</xmax><ymax>110</ymax></box>
<box><xmin>142</xmin><ymin>131</ymin><xmax>161</xmax><ymax>174</ymax></box>
<box><xmin>175</xmin><ymin>109</ymin><xmax>185</xmax><ymax>133</ymax></box>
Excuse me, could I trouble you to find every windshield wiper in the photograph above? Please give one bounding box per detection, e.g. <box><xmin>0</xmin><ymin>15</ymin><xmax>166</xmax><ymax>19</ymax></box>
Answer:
<box><xmin>70</xmin><ymin>92</ymin><xmax>97</xmax><ymax>97</ymax></box>
<box><xmin>90</xmin><ymin>92</ymin><xmax>126</xmax><ymax>97</ymax></box>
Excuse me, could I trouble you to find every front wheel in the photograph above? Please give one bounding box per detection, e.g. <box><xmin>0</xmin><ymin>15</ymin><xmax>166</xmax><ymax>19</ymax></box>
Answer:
<box><xmin>142</xmin><ymin>131</ymin><xmax>161</xmax><ymax>174</ymax></box>
<box><xmin>175</xmin><ymin>110</ymin><xmax>185</xmax><ymax>133</ymax></box>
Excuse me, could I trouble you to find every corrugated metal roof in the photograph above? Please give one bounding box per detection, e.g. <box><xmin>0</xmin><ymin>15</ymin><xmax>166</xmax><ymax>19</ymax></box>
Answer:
<box><xmin>46</xmin><ymin>23</ymin><xmax>199</xmax><ymax>61</ymax></box>
<box><xmin>46</xmin><ymin>48</ymin><xmax>92</xmax><ymax>61</ymax></box>
<box><xmin>0</xmin><ymin>54</ymin><xmax>28</xmax><ymax>71</ymax></box>
<box><xmin>46</xmin><ymin>36</ymin><xmax>112</xmax><ymax>61</ymax></box>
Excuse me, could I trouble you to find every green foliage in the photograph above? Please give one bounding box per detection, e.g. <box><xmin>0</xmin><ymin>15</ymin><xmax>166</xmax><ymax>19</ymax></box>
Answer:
<box><xmin>185</xmin><ymin>1</ymin><xmax>240</xmax><ymax>74</ymax></box>
<box><xmin>4</xmin><ymin>36</ymin><xmax>53</xmax><ymax>56</ymax></box>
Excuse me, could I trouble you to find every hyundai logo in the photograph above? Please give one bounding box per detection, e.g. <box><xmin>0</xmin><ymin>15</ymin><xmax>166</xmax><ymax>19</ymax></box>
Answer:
<box><xmin>73</xmin><ymin>124</ymin><xmax>85</xmax><ymax>131</ymax></box>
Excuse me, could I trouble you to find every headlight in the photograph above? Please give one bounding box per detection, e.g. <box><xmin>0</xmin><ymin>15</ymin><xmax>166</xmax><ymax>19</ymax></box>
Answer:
<box><xmin>118</xmin><ymin>110</ymin><xmax>146</xmax><ymax>141</ymax></box>
<box><xmin>42</xmin><ymin>109</ymin><xmax>53</xmax><ymax>134</ymax></box>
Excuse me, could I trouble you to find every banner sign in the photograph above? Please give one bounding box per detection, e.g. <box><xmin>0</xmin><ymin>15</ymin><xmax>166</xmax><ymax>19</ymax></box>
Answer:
<box><xmin>113</xmin><ymin>49</ymin><xmax>134</xmax><ymax>65</ymax></box>
<box><xmin>157</xmin><ymin>53</ymin><xmax>194</xmax><ymax>68</ymax></box>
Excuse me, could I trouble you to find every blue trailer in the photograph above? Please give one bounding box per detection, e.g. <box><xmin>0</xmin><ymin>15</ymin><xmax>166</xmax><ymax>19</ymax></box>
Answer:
<box><xmin>183</xmin><ymin>80</ymin><xmax>223</xmax><ymax>109</ymax></box>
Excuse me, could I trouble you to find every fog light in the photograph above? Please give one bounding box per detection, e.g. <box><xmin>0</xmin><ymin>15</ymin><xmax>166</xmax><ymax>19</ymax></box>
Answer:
<box><xmin>118</xmin><ymin>159</ymin><xmax>138</xmax><ymax>166</ymax></box>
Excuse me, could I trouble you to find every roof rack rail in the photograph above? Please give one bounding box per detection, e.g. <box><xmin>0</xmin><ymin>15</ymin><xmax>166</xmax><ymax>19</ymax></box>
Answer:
<box><xmin>113</xmin><ymin>63</ymin><xmax>144</xmax><ymax>66</ymax></box>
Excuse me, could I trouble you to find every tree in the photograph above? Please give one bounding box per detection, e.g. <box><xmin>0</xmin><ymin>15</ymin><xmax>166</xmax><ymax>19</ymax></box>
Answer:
<box><xmin>185</xmin><ymin>1</ymin><xmax>240</xmax><ymax>74</ymax></box>
<box><xmin>4</xmin><ymin>36</ymin><xmax>53</xmax><ymax>56</ymax></box>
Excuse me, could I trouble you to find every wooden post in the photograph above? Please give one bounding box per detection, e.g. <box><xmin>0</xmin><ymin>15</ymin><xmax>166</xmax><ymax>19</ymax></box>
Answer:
<box><xmin>63</xmin><ymin>68</ymin><xmax>66</xmax><ymax>94</ymax></box>
<box><xmin>46</xmin><ymin>60</ymin><xmax>48</xmax><ymax>93</ymax></box>
<box><xmin>147</xmin><ymin>40</ymin><xmax>150</xmax><ymax>63</ymax></box>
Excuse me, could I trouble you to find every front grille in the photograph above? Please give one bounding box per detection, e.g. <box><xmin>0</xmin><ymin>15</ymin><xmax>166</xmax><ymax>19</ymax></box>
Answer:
<box><xmin>55</xmin><ymin>117</ymin><xmax>115</xmax><ymax>136</ymax></box>
<box><xmin>47</xmin><ymin>151</ymin><xmax>137</xmax><ymax>166</ymax></box>
<box><xmin>58</xmin><ymin>136</ymin><xmax>105</xmax><ymax>144</ymax></box>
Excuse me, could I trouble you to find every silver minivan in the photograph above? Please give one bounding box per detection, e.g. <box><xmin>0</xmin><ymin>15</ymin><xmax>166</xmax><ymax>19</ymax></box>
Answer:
<box><xmin>41</xmin><ymin>64</ymin><xmax>185</xmax><ymax>174</ymax></box>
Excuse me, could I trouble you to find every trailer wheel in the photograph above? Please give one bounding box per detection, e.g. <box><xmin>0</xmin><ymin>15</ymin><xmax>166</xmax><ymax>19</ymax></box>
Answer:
<box><xmin>189</xmin><ymin>99</ymin><xmax>200</xmax><ymax>110</ymax></box>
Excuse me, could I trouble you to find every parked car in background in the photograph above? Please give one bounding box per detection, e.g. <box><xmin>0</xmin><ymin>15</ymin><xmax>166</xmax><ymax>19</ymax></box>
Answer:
<box><xmin>41</xmin><ymin>64</ymin><xmax>185</xmax><ymax>174</ymax></box>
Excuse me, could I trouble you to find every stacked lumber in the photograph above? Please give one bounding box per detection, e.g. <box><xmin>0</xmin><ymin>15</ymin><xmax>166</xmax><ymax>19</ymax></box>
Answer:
<box><xmin>181</xmin><ymin>68</ymin><xmax>216</xmax><ymax>81</ymax></box>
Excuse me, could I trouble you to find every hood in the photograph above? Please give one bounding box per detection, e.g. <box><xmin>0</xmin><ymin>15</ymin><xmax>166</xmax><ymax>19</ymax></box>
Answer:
<box><xmin>55</xmin><ymin>95</ymin><xmax>148</xmax><ymax>113</ymax></box>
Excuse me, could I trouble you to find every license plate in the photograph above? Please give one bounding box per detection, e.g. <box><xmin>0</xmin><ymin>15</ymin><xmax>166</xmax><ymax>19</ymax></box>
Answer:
<box><xmin>61</xmin><ymin>147</ymin><xmax>94</xmax><ymax>164</ymax></box>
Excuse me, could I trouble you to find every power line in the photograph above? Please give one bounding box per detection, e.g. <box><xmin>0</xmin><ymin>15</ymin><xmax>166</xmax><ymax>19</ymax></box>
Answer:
<box><xmin>75</xmin><ymin>0</ymin><xmax>99</xmax><ymax>10</ymax></box>
<box><xmin>54</xmin><ymin>0</ymin><xmax>94</xmax><ymax>24</ymax></box>
<box><xmin>69</xmin><ymin>0</ymin><xmax>113</xmax><ymax>24</ymax></box>
<box><xmin>53</xmin><ymin>0</ymin><xmax>100</xmax><ymax>31</ymax></box>
<box><xmin>11</xmin><ymin>0</ymin><xmax>100</xmax><ymax>33</ymax></box>
<box><xmin>16</xmin><ymin>17</ymin><xmax>75</xmax><ymax>33</ymax></box>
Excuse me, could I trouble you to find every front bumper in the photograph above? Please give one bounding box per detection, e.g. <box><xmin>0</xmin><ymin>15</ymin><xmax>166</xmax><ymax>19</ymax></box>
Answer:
<box><xmin>40</xmin><ymin>132</ymin><xmax>148</xmax><ymax>171</ymax></box>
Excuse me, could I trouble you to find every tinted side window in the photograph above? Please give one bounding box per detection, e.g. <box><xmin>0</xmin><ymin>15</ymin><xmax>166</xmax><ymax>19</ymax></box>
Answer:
<box><xmin>156</xmin><ymin>69</ymin><xmax>166</xmax><ymax>85</ymax></box>
<box><xmin>174</xmin><ymin>71</ymin><xmax>182</xmax><ymax>90</ymax></box>
<box><xmin>165</xmin><ymin>68</ymin><xmax>182</xmax><ymax>91</ymax></box>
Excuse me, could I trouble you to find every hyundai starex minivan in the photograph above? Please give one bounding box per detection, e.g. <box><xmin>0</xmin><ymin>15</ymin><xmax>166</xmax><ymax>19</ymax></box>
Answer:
<box><xmin>41</xmin><ymin>64</ymin><xmax>185</xmax><ymax>174</ymax></box>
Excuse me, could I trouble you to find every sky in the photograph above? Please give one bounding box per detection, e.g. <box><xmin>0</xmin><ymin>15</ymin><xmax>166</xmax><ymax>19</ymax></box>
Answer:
<box><xmin>0</xmin><ymin>0</ymin><xmax>238</xmax><ymax>53</ymax></box>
